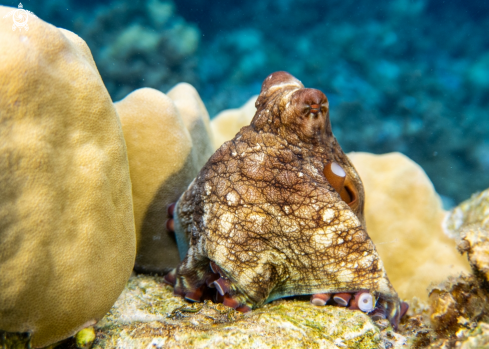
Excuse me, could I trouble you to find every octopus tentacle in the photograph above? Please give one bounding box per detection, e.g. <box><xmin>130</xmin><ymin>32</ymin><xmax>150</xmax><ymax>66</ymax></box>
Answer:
<box><xmin>333</xmin><ymin>293</ymin><xmax>352</xmax><ymax>306</ymax></box>
<box><xmin>311</xmin><ymin>293</ymin><xmax>331</xmax><ymax>306</ymax></box>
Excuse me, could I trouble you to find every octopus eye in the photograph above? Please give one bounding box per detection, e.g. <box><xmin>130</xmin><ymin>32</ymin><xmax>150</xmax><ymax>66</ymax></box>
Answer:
<box><xmin>323</xmin><ymin>162</ymin><xmax>346</xmax><ymax>194</ymax></box>
<box><xmin>358</xmin><ymin>293</ymin><xmax>374</xmax><ymax>312</ymax></box>
<box><xmin>310</xmin><ymin>104</ymin><xmax>320</xmax><ymax>113</ymax></box>
<box><xmin>323</xmin><ymin>162</ymin><xmax>359</xmax><ymax>208</ymax></box>
<box><xmin>343</xmin><ymin>181</ymin><xmax>358</xmax><ymax>207</ymax></box>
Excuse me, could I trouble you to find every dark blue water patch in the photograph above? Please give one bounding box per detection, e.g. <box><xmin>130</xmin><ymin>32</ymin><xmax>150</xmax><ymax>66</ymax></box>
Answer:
<box><xmin>426</xmin><ymin>0</ymin><xmax>489</xmax><ymax>21</ymax></box>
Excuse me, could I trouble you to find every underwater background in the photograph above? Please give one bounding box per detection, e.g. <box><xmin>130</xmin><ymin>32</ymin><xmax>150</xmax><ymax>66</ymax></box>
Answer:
<box><xmin>1</xmin><ymin>0</ymin><xmax>488</xmax><ymax>206</ymax></box>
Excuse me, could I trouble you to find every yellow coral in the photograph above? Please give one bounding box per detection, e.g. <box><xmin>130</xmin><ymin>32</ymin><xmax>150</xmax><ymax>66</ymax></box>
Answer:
<box><xmin>0</xmin><ymin>8</ymin><xmax>135</xmax><ymax>348</ymax></box>
<box><xmin>210</xmin><ymin>95</ymin><xmax>257</xmax><ymax>149</ymax></box>
<box><xmin>167</xmin><ymin>83</ymin><xmax>215</xmax><ymax>169</ymax></box>
<box><xmin>348</xmin><ymin>152</ymin><xmax>469</xmax><ymax>301</ymax></box>
<box><xmin>116</xmin><ymin>85</ymin><xmax>214</xmax><ymax>272</ymax></box>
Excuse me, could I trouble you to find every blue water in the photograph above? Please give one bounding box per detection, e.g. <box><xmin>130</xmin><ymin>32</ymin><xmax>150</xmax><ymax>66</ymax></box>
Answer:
<box><xmin>2</xmin><ymin>0</ymin><xmax>488</xmax><ymax>204</ymax></box>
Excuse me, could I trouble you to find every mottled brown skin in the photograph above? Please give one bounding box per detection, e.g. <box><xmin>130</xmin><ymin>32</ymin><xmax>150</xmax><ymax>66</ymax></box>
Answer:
<box><xmin>172</xmin><ymin>71</ymin><xmax>402</xmax><ymax>326</ymax></box>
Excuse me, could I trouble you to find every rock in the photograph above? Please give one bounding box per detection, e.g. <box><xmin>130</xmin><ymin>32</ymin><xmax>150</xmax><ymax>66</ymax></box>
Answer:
<box><xmin>458</xmin><ymin>322</ymin><xmax>489</xmax><ymax>349</ymax></box>
<box><xmin>444</xmin><ymin>188</ymin><xmax>489</xmax><ymax>284</ymax></box>
<box><xmin>428</xmin><ymin>274</ymin><xmax>489</xmax><ymax>336</ymax></box>
<box><xmin>94</xmin><ymin>275</ymin><xmax>406</xmax><ymax>349</ymax></box>
<box><xmin>0</xmin><ymin>7</ymin><xmax>135</xmax><ymax>348</ymax></box>
<box><xmin>347</xmin><ymin>152</ymin><xmax>470</xmax><ymax>301</ymax></box>
<box><xmin>115</xmin><ymin>86</ymin><xmax>214</xmax><ymax>273</ymax></box>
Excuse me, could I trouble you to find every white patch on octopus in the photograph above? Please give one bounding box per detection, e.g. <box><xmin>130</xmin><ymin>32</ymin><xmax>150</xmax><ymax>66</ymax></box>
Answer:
<box><xmin>226</xmin><ymin>191</ymin><xmax>239</xmax><ymax>206</ymax></box>
<box><xmin>219</xmin><ymin>212</ymin><xmax>235</xmax><ymax>234</ymax></box>
<box><xmin>251</xmin><ymin>152</ymin><xmax>265</xmax><ymax>163</ymax></box>
<box><xmin>204</xmin><ymin>182</ymin><xmax>212</xmax><ymax>196</ymax></box>
<box><xmin>321</xmin><ymin>208</ymin><xmax>336</xmax><ymax>223</ymax></box>
<box><xmin>339</xmin><ymin>209</ymin><xmax>361</xmax><ymax>227</ymax></box>
<box><xmin>336</xmin><ymin>268</ymin><xmax>354</xmax><ymax>283</ymax></box>
<box><xmin>312</xmin><ymin>229</ymin><xmax>335</xmax><ymax>248</ymax></box>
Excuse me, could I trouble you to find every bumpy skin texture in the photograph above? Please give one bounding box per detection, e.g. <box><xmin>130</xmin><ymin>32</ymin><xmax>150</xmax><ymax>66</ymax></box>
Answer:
<box><xmin>173</xmin><ymin>72</ymin><xmax>401</xmax><ymax>326</ymax></box>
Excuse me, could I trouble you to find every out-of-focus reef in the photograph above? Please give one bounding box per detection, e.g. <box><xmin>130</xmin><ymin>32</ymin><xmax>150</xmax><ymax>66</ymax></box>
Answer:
<box><xmin>70</xmin><ymin>0</ymin><xmax>199</xmax><ymax>102</ymax></box>
<box><xmin>115</xmin><ymin>84</ymin><xmax>214</xmax><ymax>273</ymax></box>
<box><xmin>19</xmin><ymin>0</ymin><xmax>489</xmax><ymax>203</ymax></box>
<box><xmin>0</xmin><ymin>8</ymin><xmax>135</xmax><ymax>348</ymax></box>
<box><xmin>92</xmin><ymin>275</ymin><xmax>406</xmax><ymax>349</ymax></box>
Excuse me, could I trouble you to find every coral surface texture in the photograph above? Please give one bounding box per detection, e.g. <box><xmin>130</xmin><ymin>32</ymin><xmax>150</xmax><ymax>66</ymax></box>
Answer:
<box><xmin>0</xmin><ymin>8</ymin><xmax>135</xmax><ymax>348</ymax></box>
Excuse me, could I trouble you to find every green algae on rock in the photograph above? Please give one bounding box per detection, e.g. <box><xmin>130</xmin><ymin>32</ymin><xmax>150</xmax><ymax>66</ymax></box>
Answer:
<box><xmin>93</xmin><ymin>275</ymin><xmax>406</xmax><ymax>349</ymax></box>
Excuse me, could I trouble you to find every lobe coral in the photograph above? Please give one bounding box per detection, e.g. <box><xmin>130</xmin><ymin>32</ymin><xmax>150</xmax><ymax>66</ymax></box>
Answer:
<box><xmin>165</xmin><ymin>71</ymin><xmax>407</xmax><ymax>328</ymax></box>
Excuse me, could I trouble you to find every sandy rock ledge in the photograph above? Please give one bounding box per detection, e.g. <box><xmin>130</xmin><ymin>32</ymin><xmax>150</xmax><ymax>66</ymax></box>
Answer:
<box><xmin>93</xmin><ymin>275</ymin><xmax>407</xmax><ymax>349</ymax></box>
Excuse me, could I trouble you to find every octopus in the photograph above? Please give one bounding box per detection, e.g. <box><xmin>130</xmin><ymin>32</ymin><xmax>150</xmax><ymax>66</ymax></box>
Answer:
<box><xmin>164</xmin><ymin>71</ymin><xmax>408</xmax><ymax>328</ymax></box>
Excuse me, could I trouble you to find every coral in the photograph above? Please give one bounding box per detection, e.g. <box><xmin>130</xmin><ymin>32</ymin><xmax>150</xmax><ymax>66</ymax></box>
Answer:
<box><xmin>347</xmin><ymin>152</ymin><xmax>470</xmax><ymax>301</ymax></box>
<box><xmin>211</xmin><ymin>95</ymin><xmax>258</xmax><ymax>149</ymax></box>
<box><xmin>0</xmin><ymin>8</ymin><xmax>135</xmax><ymax>348</ymax></box>
<box><xmin>93</xmin><ymin>275</ymin><xmax>407</xmax><ymax>349</ymax></box>
<box><xmin>444</xmin><ymin>187</ymin><xmax>489</xmax><ymax>286</ymax></box>
<box><xmin>395</xmin><ymin>187</ymin><xmax>489</xmax><ymax>348</ymax></box>
<box><xmin>444</xmin><ymin>188</ymin><xmax>489</xmax><ymax>236</ymax></box>
<box><xmin>166</xmin><ymin>83</ymin><xmax>215</xmax><ymax>167</ymax></box>
<box><xmin>169</xmin><ymin>72</ymin><xmax>403</xmax><ymax>327</ymax></box>
<box><xmin>115</xmin><ymin>85</ymin><xmax>213</xmax><ymax>273</ymax></box>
